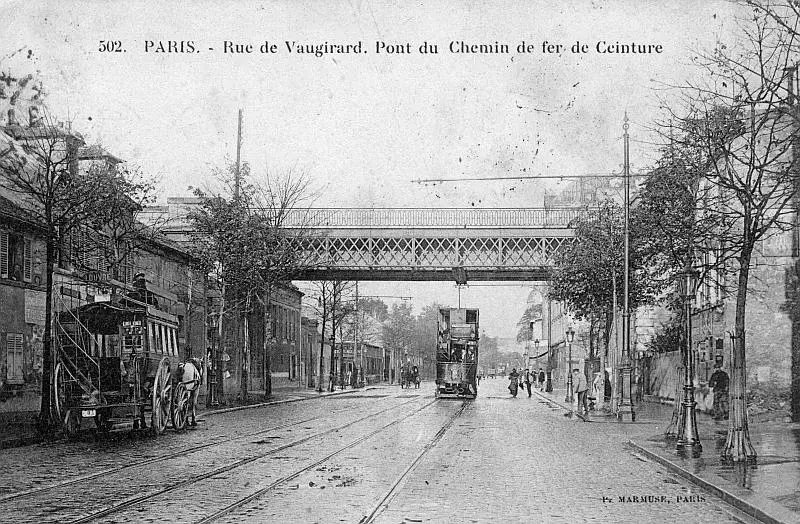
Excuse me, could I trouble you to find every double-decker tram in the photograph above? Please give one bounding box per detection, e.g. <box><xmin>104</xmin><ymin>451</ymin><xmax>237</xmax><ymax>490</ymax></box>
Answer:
<box><xmin>53</xmin><ymin>276</ymin><xmax>185</xmax><ymax>436</ymax></box>
<box><xmin>435</xmin><ymin>308</ymin><xmax>479</xmax><ymax>399</ymax></box>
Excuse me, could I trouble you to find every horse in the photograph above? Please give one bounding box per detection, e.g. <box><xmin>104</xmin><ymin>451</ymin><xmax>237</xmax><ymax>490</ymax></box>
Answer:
<box><xmin>173</xmin><ymin>357</ymin><xmax>203</xmax><ymax>429</ymax></box>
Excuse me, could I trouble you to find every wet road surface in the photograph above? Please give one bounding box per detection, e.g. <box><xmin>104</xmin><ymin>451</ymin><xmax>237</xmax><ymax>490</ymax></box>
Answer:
<box><xmin>0</xmin><ymin>380</ymin><xmax>758</xmax><ymax>523</ymax></box>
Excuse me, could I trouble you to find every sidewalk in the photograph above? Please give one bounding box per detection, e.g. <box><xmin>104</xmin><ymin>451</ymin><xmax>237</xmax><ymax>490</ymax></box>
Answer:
<box><xmin>0</xmin><ymin>383</ymin><xmax>383</xmax><ymax>450</ymax></box>
<box><xmin>535</xmin><ymin>386</ymin><xmax>800</xmax><ymax>523</ymax></box>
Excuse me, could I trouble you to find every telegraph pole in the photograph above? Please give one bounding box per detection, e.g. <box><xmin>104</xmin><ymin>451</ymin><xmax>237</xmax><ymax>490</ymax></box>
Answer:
<box><xmin>235</xmin><ymin>109</ymin><xmax>243</xmax><ymax>202</ymax></box>
<box><xmin>617</xmin><ymin>113</ymin><xmax>636</xmax><ymax>422</ymax></box>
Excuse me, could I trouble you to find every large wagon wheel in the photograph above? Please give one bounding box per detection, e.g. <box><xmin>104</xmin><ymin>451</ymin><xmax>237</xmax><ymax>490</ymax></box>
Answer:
<box><xmin>171</xmin><ymin>380</ymin><xmax>189</xmax><ymax>433</ymax></box>
<box><xmin>151</xmin><ymin>357</ymin><xmax>171</xmax><ymax>435</ymax></box>
<box><xmin>53</xmin><ymin>361</ymin><xmax>81</xmax><ymax>438</ymax></box>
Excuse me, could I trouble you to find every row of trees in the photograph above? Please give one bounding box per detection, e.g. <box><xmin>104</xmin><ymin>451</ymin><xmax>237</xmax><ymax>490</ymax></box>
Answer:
<box><xmin>188</xmin><ymin>161</ymin><xmax>316</xmax><ymax>400</ymax></box>
<box><xmin>548</xmin><ymin>2</ymin><xmax>800</xmax><ymax>460</ymax></box>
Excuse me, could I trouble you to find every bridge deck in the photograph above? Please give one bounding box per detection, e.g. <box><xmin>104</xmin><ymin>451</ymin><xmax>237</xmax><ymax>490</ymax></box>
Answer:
<box><xmin>144</xmin><ymin>206</ymin><xmax>583</xmax><ymax>282</ymax></box>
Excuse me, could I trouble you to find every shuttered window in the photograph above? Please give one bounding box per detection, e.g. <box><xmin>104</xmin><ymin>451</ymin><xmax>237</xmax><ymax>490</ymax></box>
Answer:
<box><xmin>23</xmin><ymin>237</ymin><xmax>32</xmax><ymax>282</ymax></box>
<box><xmin>6</xmin><ymin>333</ymin><xmax>24</xmax><ymax>384</ymax></box>
<box><xmin>0</xmin><ymin>230</ymin><xmax>8</xmax><ymax>279</ymax></box>
<box><xmin>1</xmin><ymin>231</ymin><xmax>32</xmax><ymax>282</ymax></box>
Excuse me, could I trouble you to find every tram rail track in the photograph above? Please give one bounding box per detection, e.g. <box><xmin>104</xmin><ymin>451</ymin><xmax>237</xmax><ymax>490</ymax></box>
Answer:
<box><xmin>0</xmin><ymin>394</ymin><xmax>398</xmax><ymax>504</ymax></box>
<box><xmin>359</xmin><ymin>401</ymin><xmax>468</xmax><ymax>524</ymax></box>
<box><xmin>65</xmin><ymin>394</ymin><xmax>434</xmax><ymax>524</ymax></box>
<box><xmin>196</xmin><ymin>397</ymin><xmax>449</xmax><ymax>523</ymax></box>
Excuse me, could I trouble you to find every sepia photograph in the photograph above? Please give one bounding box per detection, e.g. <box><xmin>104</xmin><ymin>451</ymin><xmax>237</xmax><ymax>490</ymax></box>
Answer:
<box><xmin>1</xmin><ymin>1</ymin><xmax>799</xmax><ymax>522</ymax></box>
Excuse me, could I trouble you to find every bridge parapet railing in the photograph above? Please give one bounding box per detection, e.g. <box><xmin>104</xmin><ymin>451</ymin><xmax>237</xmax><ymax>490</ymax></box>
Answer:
<box><xmin>284</xmin><ymin>208</ymin><xmax>585</xmax><ymax>229</ymax></box>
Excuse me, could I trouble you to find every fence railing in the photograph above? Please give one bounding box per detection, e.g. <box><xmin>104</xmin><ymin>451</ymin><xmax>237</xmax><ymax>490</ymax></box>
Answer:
<box><xmin>282</xmin><ymin>207</ymin><xmax>584</xmax><ymax>229</ymax></box>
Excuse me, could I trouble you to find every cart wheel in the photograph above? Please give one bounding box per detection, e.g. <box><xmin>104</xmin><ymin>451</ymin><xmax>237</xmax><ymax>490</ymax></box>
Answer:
<box><xmin>52</xmin><ymin>361</ymin><xmax>68</xmax><ymax>427</ymax></box>
<box><xmin>171</xmin><ymin>380</ymin><xmax>189</xmax><ymax>432</ymax></box>
<box><xmin>151</xmin><ymin>357</ymin><xmax>171</xmax><ymax>435</ymax></box>
<box><xmin>94</xmin><ymin>409</ymin><xmax>113</xmax><ymax>434</ymax></box>
<box><xmin>53</xmin><ymin>362</ymin><xmax>81</xmax><ymax>438</ymax></box>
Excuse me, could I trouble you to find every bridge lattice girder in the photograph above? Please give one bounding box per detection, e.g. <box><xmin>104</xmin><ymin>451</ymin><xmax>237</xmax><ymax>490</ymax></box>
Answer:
<box><xmin>153</xmin><ymin>207</ymin><xmax>581</xmax><ymax>282</ymax></box>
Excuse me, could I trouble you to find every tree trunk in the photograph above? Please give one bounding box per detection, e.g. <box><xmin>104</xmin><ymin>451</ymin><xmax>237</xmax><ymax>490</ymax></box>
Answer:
<box><xmin>217</xmin><ymin>283</ymin><xmax>226</xmax><ymax>404</ymax></box>
<box><xmin>240</xmin><ymin>308</ymin><xmax>249</xmax><ymax>402</ymax></box>
<box><xmin>339</xmin><ymin>323</ymin><xmax>345</xmax><ymax>390</ymax></box>
<box><xmin>665</xmin><ymin>307</ymin><xmax>686</xmax><ymax>438</ymax></box>
<box><xmin>317</xmin><ymin>303</ymin><xmax>327</xmax><ymax>392</ymax></box>
<box><xmin>791</xmin><ymin>260</ymin><xmax>800</xmax><ymax>422</ymax></box>
<box><xmin>722</xmin><ymin>253</ymin><xmax>757</xmax><ymax>461</ymax></box>
<box><xmin>328</xmin><ymin>288</ymin><xmax>337</xmax><ymax>392</ymax></box>
<box><xmin>37</xmin><ymin>238</ymin><xmax>57</xmax><ymax>433</ymax></box>
<box><xmin>263</xmin><ymin>287</ymin><xmax>273</xmax><ymax>398</ymax></box>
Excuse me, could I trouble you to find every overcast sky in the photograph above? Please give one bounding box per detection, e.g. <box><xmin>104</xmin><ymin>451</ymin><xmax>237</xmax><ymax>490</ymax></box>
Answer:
<box><xmin>2</xmin><ymin>0</ymin><xmax>741</xmax><ymax>341</ymax></box>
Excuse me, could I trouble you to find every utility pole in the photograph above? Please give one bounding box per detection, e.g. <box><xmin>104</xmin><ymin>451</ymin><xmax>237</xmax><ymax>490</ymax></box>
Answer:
<box><xmin>617</xmin><ymin>113</ymin><xmax>636</xmax><ymax>422</ymax></box>
<box><xmin>235</xmin><ymin>109</ymin><xmax>243</xmax><ymax>202</ymax></box>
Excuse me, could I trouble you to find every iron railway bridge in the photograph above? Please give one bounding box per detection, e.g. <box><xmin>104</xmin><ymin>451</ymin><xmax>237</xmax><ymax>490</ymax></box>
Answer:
<box><xmin>158</xmin><ymin>207</ymin><xmax>582</xmax><ymax>282</ymax></box>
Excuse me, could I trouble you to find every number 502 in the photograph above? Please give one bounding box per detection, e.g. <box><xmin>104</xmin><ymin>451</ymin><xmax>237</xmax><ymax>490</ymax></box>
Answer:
<box><xmin>99</xmin><ymin>41</ymin><xmax>123</xmax><ymax>52</ymax></box>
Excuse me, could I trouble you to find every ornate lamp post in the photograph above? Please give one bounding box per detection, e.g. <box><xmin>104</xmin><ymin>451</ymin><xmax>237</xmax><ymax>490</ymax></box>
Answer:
<box><xmin>676</xmin><ymin>264</ymin><xmax>702</xmax><ymax>453</ymax></box>
<box><xmin>565</xmin><ymin>326</ymin><xmax>575</xmax><ymax>404</ymax></box>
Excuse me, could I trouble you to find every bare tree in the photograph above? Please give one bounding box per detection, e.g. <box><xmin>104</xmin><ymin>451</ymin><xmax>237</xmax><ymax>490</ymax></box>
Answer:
<box><xmin>249</xmin><ymin>168</ymin><xmax>319</xmax><ymax>397</ymax></box>
<box><xmin>306</xmin><ymin>280</ymin><xmax>355</xmax><ymax>391</ymax></box>
<box><xmin>189</xmin><ymin>163</ymin><xmax>320</xmax><ymax>401</ymax></box>
<box><xmin>664</xmin><ymin>11</ymin><xmax>800</xmax><ymax>460</ymax></box>
<box><xmin>1</xmin><ymin>108</ymin><xmax>154</xmax><ymax>430</ymax></box>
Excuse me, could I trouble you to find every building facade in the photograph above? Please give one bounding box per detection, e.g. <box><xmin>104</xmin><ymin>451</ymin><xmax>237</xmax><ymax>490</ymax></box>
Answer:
<box><xmin>1</xmin><ymin>117</ymin><xmax>207</xmax><ymax>418</ymax></box>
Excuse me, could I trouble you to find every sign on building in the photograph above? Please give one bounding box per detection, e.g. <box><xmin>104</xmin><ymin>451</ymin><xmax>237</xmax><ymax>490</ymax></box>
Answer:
<box><xmin>24</xmin><ymin>289</ymin><xmax>46</xmax><ymax>324</ymax></box>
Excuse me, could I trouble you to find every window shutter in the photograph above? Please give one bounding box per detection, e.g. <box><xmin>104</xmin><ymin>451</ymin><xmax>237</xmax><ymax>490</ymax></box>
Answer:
<box><xmin>6</xmin><ymin>333</ymin><xmax>24</xmax><ymax>384</ymax></box>
<box><xmin>0</xmin><ymin>230</ymin><xmax>8</xmax><ymax>278</ymax></box>
<box><xmin>23</xmin><ymin>237</ymin><xmax>32</xmax><ymax>282</ymax></box>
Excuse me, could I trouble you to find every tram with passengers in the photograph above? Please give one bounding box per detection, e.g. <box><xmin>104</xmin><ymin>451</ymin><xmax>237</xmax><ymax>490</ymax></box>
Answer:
<box><xmin>53</xmin><ymin>274</ymin><xmax>195</xmax><ymax>436</ymax></box>
<box><xmin>435</xmin><ymin>308</ymin><xmax>479</xmax><ymax>399</ymax></box>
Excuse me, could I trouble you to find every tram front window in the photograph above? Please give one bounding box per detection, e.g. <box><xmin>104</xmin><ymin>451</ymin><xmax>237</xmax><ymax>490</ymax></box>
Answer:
<box><xmin>452</xmin><ymin>343</ymin><xmax>465</xmax><ymax>362</ymax></box>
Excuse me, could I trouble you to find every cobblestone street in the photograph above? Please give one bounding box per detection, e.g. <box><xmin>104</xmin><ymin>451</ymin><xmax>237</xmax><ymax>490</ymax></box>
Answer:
<box><xmin>0</xmin><ymin>381</ymin><xmax>757</xmax><ymax>523</ymax></box>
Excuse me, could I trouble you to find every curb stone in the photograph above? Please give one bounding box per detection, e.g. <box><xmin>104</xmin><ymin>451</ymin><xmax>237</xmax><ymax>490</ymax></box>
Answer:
<box><xmin>627</xmin><ymin>439</ymin><xmax>800</xmax><ymax>524</ymax></box>
<box><xmin>531</xmin><ymin>388</ymin><xmax>588</xmax><ymax>422</ymax></box>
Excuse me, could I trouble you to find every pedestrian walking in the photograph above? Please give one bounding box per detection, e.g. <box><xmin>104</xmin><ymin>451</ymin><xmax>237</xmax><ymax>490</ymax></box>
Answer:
<box><xmin>573</xmin><ymin>368</ymin><xmax>589</xmax><ymax>415</ymax></box>
<box><xmin>537</xmin><ymin>368</ymin><xmax>545</xmax><ymax>391</ymax></box>
<box><xmin>508</xmin><ymin>368</ymin><xmax>519</xmax><ymax>398</ymax></box>
<box><xmin>523</xmin><ymin>368</ymin><xmax>533</xmax><ymax>398</ymax></box>
<box><xmin>708</xmin><ymin>356</ymin><xmax>730</xmax><ymax>420</ymax></box>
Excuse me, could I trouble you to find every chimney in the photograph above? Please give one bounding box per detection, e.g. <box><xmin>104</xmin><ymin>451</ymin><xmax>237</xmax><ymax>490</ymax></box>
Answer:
<box><xmin>784</xmin><ymin>66</ymin><xmax>797</xmax><ymax>106</ymax></box>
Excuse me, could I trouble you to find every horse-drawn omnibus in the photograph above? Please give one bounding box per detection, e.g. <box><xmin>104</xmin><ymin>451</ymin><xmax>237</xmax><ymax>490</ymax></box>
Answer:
<box><xmin>53</xmin><ymin>277</ymin><xmax>198</xmax><ymax>436</ymax></box>
<box><xmin>435</xmin><ymin>308</ymin><xmax>479</xmax><ymax>399</ymax></box>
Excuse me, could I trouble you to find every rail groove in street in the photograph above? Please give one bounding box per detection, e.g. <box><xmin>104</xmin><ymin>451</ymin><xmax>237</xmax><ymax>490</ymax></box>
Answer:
<box><xmin>0</xmin><ymin>394</ymin><xmax>396</xmax><ymax>504</ymax></box>
<box><xmin>197</xmin><ymin>396</ymin><xmax>449</xmax><ymax>523</ymax></box>
<box><xmin>359</xmin><ymin>401</ymin><xmax>469</xmax><ymax>524</ymax></box>
<box><xmin>66</xmin><ymin>394</ymin><xmax>432</xmax><ymax>524</ymax></box>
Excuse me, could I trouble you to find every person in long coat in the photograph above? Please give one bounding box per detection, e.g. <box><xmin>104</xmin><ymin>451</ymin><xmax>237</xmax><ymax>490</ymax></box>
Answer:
<box><xmin>508</xmin><ymin>368</ymin><xmax>519</xmax><ymax>397</ymax></box>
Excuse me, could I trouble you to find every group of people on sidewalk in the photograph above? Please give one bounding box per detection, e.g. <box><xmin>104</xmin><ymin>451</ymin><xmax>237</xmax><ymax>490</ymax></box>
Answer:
<box><xmin>505</xmin><ymin>366</ymin><xmax>592</xmax><ymax>416</ymax></box>
<box><xmin>507</xmin><ymin>367</ymin><xmax>546</xmax><ymax>398</ymax></box>
<box><xmin>504</xmin><ymin>357</ymin><xmax>731</xmax><ymax>420</ymax></box>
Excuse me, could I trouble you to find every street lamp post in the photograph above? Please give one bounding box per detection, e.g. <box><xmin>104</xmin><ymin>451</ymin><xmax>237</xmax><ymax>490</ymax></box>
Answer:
<box><xmin>528</xmin><ymin>321</ymin><xmax>535</xmax><ymax>370</ymax></box>
<box><xmin>676</xmin><ymin>264</ymin><xmax>702</xmax><ymax>454</ymax></box>
<box><xmin>565</xmin><ymin>326</ymin><xmax>575</xmax><ymax>404</ymax></box>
